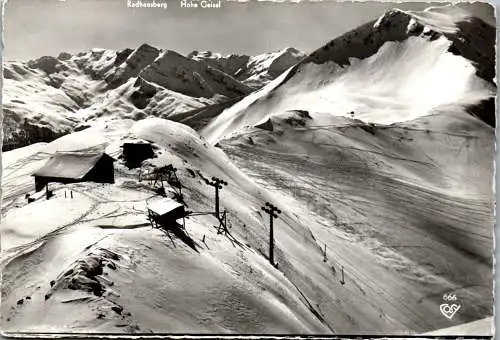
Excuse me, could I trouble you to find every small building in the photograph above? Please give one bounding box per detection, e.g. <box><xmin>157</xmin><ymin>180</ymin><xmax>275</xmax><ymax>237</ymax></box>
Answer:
<box><xmin>33</xmin><ymin>151</ymin><xmax>115</xmax><ymax>192</ymax></box>
<box><xmin>122</xmin><ymin>142</ymin><xmax>154</xmax><ymax>169</ymax></box>
<box><xmin>147</xmin><ymin>197</ymin><xmax>186</xmax><ymax>228</ymax></box>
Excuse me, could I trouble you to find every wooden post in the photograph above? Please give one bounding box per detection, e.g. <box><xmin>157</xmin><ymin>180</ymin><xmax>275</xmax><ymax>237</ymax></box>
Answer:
<box><xmin>205</xmin><ymin>177</ymin><xmax>227</xmax><ymax>219</ymax></box>
<box><xmin>261</xmin><ymin>202</ymin><xmax>282</xmax><ymax>267</ymax></box>
<box><xmin>223</xmin><ymin>210</ymin><xmax>228</xmax><ymax>234</ymax></box>
<box><xmin>323</xmin><ymin>244</ymin><xmax>327</xmax><ymax>262</ymax></box>
<box><xmin>269</xmin><ymin>212</ymin><xmax>274</xmax><ymax>264</ymax></box>
<box><xmin>215</xmin><ymin>186</ymin><xmax>220</xmax><ymax>219</ymax></box>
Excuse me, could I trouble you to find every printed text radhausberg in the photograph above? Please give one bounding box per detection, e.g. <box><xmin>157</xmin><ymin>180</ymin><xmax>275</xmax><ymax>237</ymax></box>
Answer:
<box><xmin>128</xmin><ymin>0</ymin><xmax>168</xmax><ymax>9</ymax></box>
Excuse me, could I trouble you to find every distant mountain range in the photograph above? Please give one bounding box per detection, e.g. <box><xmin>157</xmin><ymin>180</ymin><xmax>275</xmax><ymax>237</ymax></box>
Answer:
<box><xmin>2</xmin><ymin>46</ymin><xmax>305</xmax><ymax>150</ymax></box>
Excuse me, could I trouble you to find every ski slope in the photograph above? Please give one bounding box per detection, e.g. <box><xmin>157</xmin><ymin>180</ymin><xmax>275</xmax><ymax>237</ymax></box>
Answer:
<box><xmin>1</xmin><ymin>109</ymin><xmax>494</xmax><ymax>334</ymax></box>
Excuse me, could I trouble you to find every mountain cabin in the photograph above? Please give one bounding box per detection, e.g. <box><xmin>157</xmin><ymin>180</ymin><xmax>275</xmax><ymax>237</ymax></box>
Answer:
<box><xmin>33</xmin><ymin>151</ymin><xmax>115</xmax><ymax>192</ymax></box>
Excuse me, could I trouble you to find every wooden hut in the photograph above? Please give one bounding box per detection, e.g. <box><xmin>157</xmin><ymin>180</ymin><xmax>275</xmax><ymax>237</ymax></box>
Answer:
<box><xmin>122</xmin><ymin>142</ymin><xmax>154</xmax><ymax>168</ymax></box>
<box><xmin>33</xmin><ymin>151</ymin><xmax>115</xmax><ymax>192</ymax></box>
<box><xmin>147</xmin><ymin>198</ymin><xmax>186</xmax><ymax>229</ymax></box>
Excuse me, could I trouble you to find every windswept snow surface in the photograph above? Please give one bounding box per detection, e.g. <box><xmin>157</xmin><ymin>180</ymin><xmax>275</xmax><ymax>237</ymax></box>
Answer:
<box><xmin>201</xmin><ymin>7</ymin><xmax>495</xmax><ymax>144</ymax></box>
<box><xmin>217</xmin><ymin>108</ymin><xmax>494</xmax><ymax>334</ymax></box>
<box><xmin>1</xmin><ymin>106</ymin><xmax>494</xmax><ymax>334</ymax></box>
<box><xmin>1</xmin><ymin>119</ymin><xmax>331</xmax><ymax>334</ymax></box>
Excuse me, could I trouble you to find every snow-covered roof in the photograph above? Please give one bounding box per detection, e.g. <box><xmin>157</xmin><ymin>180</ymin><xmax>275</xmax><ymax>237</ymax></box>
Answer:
<box><xmin>147</xmin><ymin>198</ymin><xmax>184</xmax><ymax>216</ymax></box>
<box><xmin>33</xmin><ymin>151</ymin><xmax>112</xmax><ymax>179</ymax></box>
<box><xmin>121</xmin><ymin>138</ymin><xmax>152</xmax><ymax>146</ymax></box>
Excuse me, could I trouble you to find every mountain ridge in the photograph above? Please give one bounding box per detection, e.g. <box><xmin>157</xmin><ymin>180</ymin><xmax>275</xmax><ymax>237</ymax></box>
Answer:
<box><xmin>2</xmin><ymin>45</ymin><xmax>303</xmax><ymax>151</ymax></box>
<box><xmin>201</xmin><ymin>5</ymin><xmax>496</xmax><ymax>144</ymax></box>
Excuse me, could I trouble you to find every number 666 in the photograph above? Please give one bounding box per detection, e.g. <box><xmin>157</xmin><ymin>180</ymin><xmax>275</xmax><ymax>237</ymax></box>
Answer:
<box><xmin>443</xmin><ymin>293</ymin><xmax>457</xmax><ymax>301</ymax></box>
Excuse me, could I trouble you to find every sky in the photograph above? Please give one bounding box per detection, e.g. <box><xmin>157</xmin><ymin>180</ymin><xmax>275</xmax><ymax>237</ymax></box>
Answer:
<box><xmin>2</xmin><ymin>0</ymin><xmax>496</xmax><ymax>61</ymax></box>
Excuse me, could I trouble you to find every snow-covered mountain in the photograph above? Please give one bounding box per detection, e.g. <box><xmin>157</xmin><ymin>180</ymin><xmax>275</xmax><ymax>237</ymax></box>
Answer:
<box><xmin>201</xmin><ymin>5</ymin><xmax>495</xmax><ymax>144</ymax></box>
<box><xmin>1</xmin><ymin>4</ymin><xmax>495</xmax><ymax>336</ymax></box>
<box><xmin>3</xmin><ymin>43</ymin><xmax>265</xmax><ymax>151</ymax></box>
<box><xmin>188</xmin><ymin>47</ymin><xmax>307</xmax><ymax>88</ymax></box>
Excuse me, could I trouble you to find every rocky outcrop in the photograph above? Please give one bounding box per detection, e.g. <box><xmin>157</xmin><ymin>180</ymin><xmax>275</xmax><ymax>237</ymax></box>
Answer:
<box><xmin>2</xmin><ymin>118</ymin><xmax>72</xmax><ymax>151</ymax></box>
<box><xmin>27</xmin><ymin>56</ymin><xmax>68</xmax><ymax>75</ymax></box>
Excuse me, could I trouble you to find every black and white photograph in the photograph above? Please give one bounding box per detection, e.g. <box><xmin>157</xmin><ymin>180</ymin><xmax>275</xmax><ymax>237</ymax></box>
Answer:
<box><xmin>0</xmin><ymin>0</ymin><xmax>496</xmax><ymax>336</ymax></box>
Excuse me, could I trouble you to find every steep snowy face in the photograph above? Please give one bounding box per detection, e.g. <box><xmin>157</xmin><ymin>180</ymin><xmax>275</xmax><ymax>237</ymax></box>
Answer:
<box><xmin>304</xmin><ymin>7</ymin><xmax>494</xmax><ymax>83</ymax></box>
<box><xmin>189</xmin><ymin>48</ymin><xmax>306</xmax><ymax>88</ymax></box>
<box><xmin>201</xmin><ymin>6</ymin><xmax>495</xmax><ymax>144</ymax></box>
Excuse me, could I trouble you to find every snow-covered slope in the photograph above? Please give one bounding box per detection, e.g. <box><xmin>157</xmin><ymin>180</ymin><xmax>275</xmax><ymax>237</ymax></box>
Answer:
<box><xmin>217</xmin><ymin>107</ymin><xmax>494</xmax><ymax>334</ymax></box>
<box><xmin>1</xmin><ymin>119</ymin><xmax>324</xmax><ymax>333</ymax></box>
<box><xmin>2</xmin><ymin>44</ymin><xmax>306</xmax><ymax>151</ymax></box>
<box><xmin>0</xmin><ymin>119</ymin><xmax>356</xmax><ymax>334</ymax></box>
<box><xmin>2</xmin><ymin>44</ymin><xmax>255</xmax><ymax>150</ymax></box>
<box><xmin>1</xmin><ymin>4</ymin><xmax>494</xmax><ymax>336</ymax></box>
<box><xmin>2</xmin><ymin>57</ymin><xmax>96</xmax><ymax>150</ymax></box>
<box><xmin>189</xmin><ymin>48</ymin><xmax>306</xmax><ymax>89</ymax></box>
<box><xmin>1</xmin><ymin>107</ymin><xmax>493</xmax><ymax>334</ymax></box>
<box><xmin>201</xmin><ymin>6</ymin><xmax>496</xmax><ymax>144</ymax></box>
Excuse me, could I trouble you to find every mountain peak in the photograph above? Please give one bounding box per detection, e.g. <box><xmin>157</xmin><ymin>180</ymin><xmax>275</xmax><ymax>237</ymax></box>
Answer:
<box><xmin>300</xmin><ymin>5</ymin><xmax>494</xmax><ymax>83</ymax></box>
<box><xmin>279</xmin><ymin>47</ymin><xmax>303</xmax><ymax>55</ymax></box>
<box><xmin>136</xmin><ymin>43</ymin><xmax>160</xmax><ymax>53</ymax></box>
<box><xmin>202</xmin><ymin>6</ymin><xmax>495</xmax><ymax>144</ymax></box>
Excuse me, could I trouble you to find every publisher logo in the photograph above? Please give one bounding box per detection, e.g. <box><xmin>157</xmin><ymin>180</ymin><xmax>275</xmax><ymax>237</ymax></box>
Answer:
<box><xmin>440</xmin><ymin>293</ymin><xmax>461</xmax><ymax>320</ymax></box>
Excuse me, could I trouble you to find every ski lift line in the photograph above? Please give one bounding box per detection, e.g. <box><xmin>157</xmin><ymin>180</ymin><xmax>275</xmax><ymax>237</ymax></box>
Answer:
<box><xmin>261</xmin><ymin>202</ymin><xmax>282</xmax><ymax>266</ymax></box>
<box><xmin>204</xmin><ymin>176</ymin><xmax>228</xmax><ymax>219</ymax></box>
<box><xmin>315</xmin><ymin>143</ymin><xmax>436</xmax><ymax>166</ymax></box>
<box><xmin>287</xmin><ymin>279</ymin><xmax>336</xmax><ymax>333</ymax></box>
